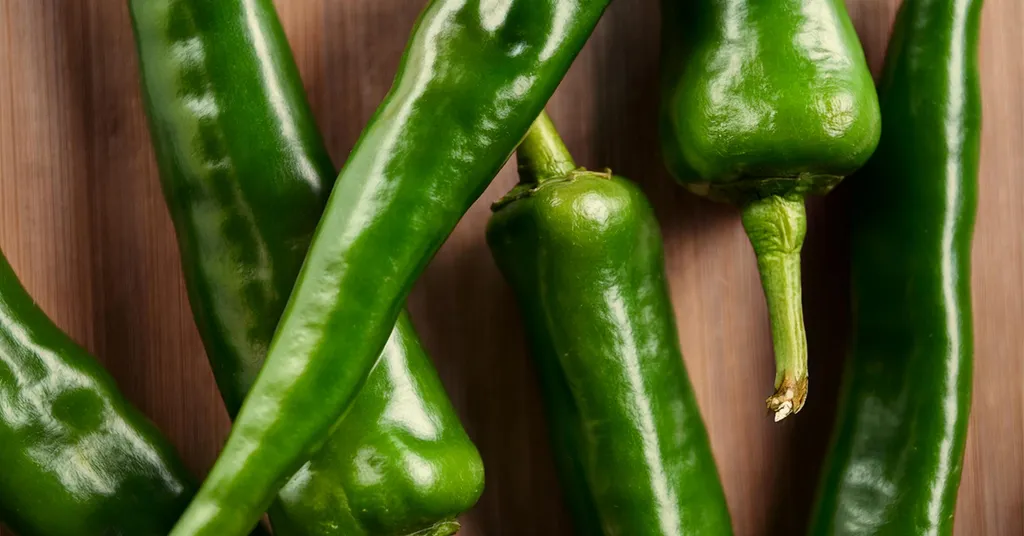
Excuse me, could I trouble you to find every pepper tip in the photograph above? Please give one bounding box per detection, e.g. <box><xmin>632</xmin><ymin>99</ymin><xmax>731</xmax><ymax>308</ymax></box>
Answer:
<box><xmin>766</xmin><ymin>376</ymin><xmax>808</xmax><ymax>422</ymax></box>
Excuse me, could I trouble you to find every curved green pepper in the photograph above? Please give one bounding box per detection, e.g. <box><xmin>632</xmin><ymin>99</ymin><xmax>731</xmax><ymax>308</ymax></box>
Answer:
<box><xmin>659</xmin><ymin>0</ymin><xmax>881</xmax><ymax>419</ymax></box>
<box><xmin>273</xmin><ymin>313</ymin><xmax>483</xmax><ymax>536</ymax></box>
<box><xmin>128</xmin><ymin>0</ymin><xmax>483</xmax><ymax>534</ymax></box>
<box><xmin>0</xmin><ymin>250</ymin><xmax>194</xmax><ymax>535</ymax></box>
<box><xmin>165</xmin><ymin>1</ymin><xmax>610</xmax><ymax>533</ymax></box>
<box><xmin>809</xmin><ymin>0</ymin><xmax>982</xmax><ymax>533</ymax></box>
<box><xmin>487</xmin><ymin>112</ymin><xmax>733</xmax><ymax>535</ymax></box>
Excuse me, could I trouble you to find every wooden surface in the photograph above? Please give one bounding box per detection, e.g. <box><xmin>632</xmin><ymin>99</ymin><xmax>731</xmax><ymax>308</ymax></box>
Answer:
<box><xmin>0</xmin><ymin>0</ymin><xmax>1020</xmax><ymax>534</ymax></box>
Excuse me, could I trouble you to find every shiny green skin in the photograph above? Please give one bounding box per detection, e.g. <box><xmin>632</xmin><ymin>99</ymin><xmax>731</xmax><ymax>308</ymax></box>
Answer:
<box><xmin>809</xmin><ymin>0</ymin><xmax>982</xmax><ymax>534</ymax></box>
<box><xmin>659</xmin><ymin>0</ymin><xmax>881</xmax><ymax>420</ymax></box>
<box><xmin>272</xmin><ymin>314</ymin><xmax>483</xmax><ymax>536</ymax></box>
<box><xmin>0</xmin><ymin>251</ymin><xmax>194</xmax><ymax>535</ymax></box>
<box><xmin>129</xmin><ymin>0</ymin><xmax>483</xmax><ymax>534</ymax></box>
<box><xmin>660</xmin><ymin>0</ymin><xmax>880</xmax><ymax>199</ymax></box>
<box><xmin>166</xmin><ymin>0</ymin><xmax>610</xmax><ymax>533</ymax></box>
<box><xmin>488</xmin><ymin>138</ymin><xmax>733</xmax><ymax>532</ymax></box>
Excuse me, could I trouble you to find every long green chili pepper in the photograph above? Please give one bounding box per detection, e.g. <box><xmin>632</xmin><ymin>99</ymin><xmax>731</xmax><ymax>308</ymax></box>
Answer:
<box><xmin>128</xmin><ymin>0</ymin><xmax>485</xmax><ymax>534</ymax></box>
<box><xmin>659</xmin><ymin>0</ymin><xmax>882</xmax><ymax>420</ymax></box>
<box><xmin>165</xmin><ymin>1</ymin><xmax>610</xmax><ymax>533</ymax></box>
<box><xmin>809</xmin><ymin>0</ymin><xmax>982</xmax><ymax>533</ymax></box>
<box><xmin>487</xmin><ymin>111</ymin><xmax>734</xmax><ymax>535</ymax></box>
<box><xmin>0</xmin><ymin>250</ymin><xmax>197</xmax><ymax>535</ymax></box>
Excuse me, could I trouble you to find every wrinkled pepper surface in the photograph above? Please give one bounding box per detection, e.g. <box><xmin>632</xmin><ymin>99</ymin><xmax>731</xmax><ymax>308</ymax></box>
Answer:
<box><xmin>660</xmin><ymin>0</ymin><xmax>881</xmax><ymax>420</ymax></box>
<box><xmin>129</xmin><ymin>0</ymin><xmax>484</xmax><ymax>534</ymax></box>
<box><xmin>0</xmin><ymin>250</ymin><xmax>196</xmax><ymax>535</ymax></box>
<box><xmin>488</xmin><ymin>112</ymin><xmax>734</xmax><ymax>535</ymax></box>
<box><xmin>165</xmin><ymin>1</ymin><xmax>610</xmax><ymax>533</ymax></box>
<box><xmin>810</xmin><ymin>0</ymin><xmax>982</xmax><ymax>533</ymax></box>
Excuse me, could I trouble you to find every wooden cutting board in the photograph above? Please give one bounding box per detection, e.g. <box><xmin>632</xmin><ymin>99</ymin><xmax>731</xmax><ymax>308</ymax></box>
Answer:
<box><xmin>1</xmin><ymin>1</ymin><xmax>1020</xmax><ymax>534</ymax></box>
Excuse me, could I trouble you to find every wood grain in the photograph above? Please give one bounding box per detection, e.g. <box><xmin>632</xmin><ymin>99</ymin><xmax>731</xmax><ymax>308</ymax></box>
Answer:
<box><xmin>0</xmin><ymin>0</ymin><xmax>1020</xmax><ymax>534</ymax></box>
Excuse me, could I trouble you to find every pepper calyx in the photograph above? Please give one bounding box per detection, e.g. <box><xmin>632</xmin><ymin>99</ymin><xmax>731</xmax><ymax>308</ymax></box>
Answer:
<box><xmin>490</xmin><ymin>168</ymin><xmax>613</xmax><ymax>211</ymax></box>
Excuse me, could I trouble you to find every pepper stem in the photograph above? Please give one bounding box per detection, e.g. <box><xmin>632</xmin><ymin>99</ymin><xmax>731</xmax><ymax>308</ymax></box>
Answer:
<box><xmin>741</xmin><ymin>193</ymin><xmax>809</xmax><ymax>422</ymax></box>
<box><xmin>517</xmin><ymin>110</ymin><xmax>577</xmax><ymax>184</ymax></box>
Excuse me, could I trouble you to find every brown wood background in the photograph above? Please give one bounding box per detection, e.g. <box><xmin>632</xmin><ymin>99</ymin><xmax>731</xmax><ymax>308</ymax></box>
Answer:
<box><xmin>0</xmin><ymin>0</ymin><xmax>1021</xmax><ymax>534</ymax></box>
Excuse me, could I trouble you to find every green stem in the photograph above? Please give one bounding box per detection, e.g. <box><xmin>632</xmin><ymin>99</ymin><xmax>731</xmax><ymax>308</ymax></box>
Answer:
<box><xmin>517</xmin><ymin>110</ymin><xmax>577</xmax><ymax>184</ymax></box>
<box><xmin>741</xmin><ymin>193</ymin><xmax>809</xmax><ymax>422</ymax></box>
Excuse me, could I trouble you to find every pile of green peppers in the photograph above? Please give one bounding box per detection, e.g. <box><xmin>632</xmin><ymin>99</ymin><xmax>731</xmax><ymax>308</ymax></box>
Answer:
<box><xmin>0</xmin><ymin>0</ymin><xmax>982</xmax><ymax>534</ymax></box>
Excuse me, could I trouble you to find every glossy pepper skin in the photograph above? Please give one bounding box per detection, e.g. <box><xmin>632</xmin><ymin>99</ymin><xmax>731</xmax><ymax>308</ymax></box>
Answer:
<box><xmin>809</xmin><ymin>0</ymin><xmax>982</xmax><ymax>533</ymax></box>
<box><xmin>128</xmin><ymin>0</ymin><xmax>484</xmax><ymax>534</ymax></box>
<box><xmin>659</xmin><ymin>0</ymin><xmax>881</xmax><ymax>420</ymax></box>
<box><xmin>0</xmin><ymin>251</ymin><xmax>194</xmax><ymax>535</ymax></box>
<box><xmin>488</xmin><ymin>112</ymin><xmax>734</xmax><ymax>535</ymax></box>
<box><xmin>273</xmin><ymin>313</ymin><xmax>483</xmax><ymax>536</ymax></box>
<box><xmin>165</xmin><ymin>1</ymin><xmax>610</xmax><ymax>533</ymax></box>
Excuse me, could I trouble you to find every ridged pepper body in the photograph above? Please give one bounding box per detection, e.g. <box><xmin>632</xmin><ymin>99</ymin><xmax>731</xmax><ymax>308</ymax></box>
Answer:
<box><xmin>128</xmin><ymin>0</ymin><xmax>483</xmax><ymax>534</ymax></box>
<box><xmin>164</xmin><ymin>1</ymin><xmax>611</xmax><ymax>533</ymax></box>
<box><xmin>487</xmin><ymin>114</ymin><xmax>733</xmax><ymax>535</ymax></box>
<box><xmin>0</xmin><ymin>252</ymin><xmax>195</xmax><ymax>535</ymax></box>
<box><xmin>810</xmin><ymin>0</ymin><xmax>982</xmax><ymax>534</ymax></box>
<box><xmin>659</xmin><ymin>0</ymin><xmax>881</xmax><ymax>419</ymax></box>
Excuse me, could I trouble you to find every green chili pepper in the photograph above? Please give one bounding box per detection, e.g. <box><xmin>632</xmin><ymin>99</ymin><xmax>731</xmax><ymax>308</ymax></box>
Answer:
<box><xmin>659</xmin><ymin>0</ymin><xmax>882</xmax><ymax>420</ymax></box>
<box><xmin>487</xmin><ymin>111</ymin><xmax>734</xmax><ymax>535</ymax></box>
<box><xmin>0</xmin><ymin>250</ymin><xmax>195</xmax><ymax>535</ymax></box>
<box><xmin>164</xmin><ymin>1</ymin><xmax>609</xmax><ymax>533</ymax></box>
<box><xmin>128</xmin><ymin>1</ymin><xmax>484</xmax><ymax>534</ymax></box>
<box><xmin>272</xmin><ymin>313</ymin><xmax>483</xmax><ymax>536</ymax></box>
<box><xmin>809</xmin><ymin>0</ymin><xmax>982</xmax><ymax>533</ymax></box>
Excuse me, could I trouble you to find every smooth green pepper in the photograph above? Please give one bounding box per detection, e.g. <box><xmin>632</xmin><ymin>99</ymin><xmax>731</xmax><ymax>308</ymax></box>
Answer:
<box><xmin>659</xmin><ymin>0</ymin><xmax>881</xmax><ymax>420</ymax></box>
<box><xmin>128</xmin><ymin>0</ymin><xmax>484</xmax><ymax>534</ymax></box>
<box><xmin>0</xmin><ymin>250</ymin><xmax>194</xmax><ymax>535</ymax></box>
<box><xmin>488</xmin><ymin>112</ymin><xmax>734</xmax><ymax>535</ymax></box>
<box><xmin>167</xmin><ymin>1</ymin><xmax>610</xmax><ymax>533</ymax></box>
<box><xmin>273</xmin><ymin>313</ymin><xmax>483</xmax><ymax>536</ymax></box>
<box><xmin>809</xmin><ymin>0</ymin><xmax>982</xmax><ymax>533</ymax></box>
